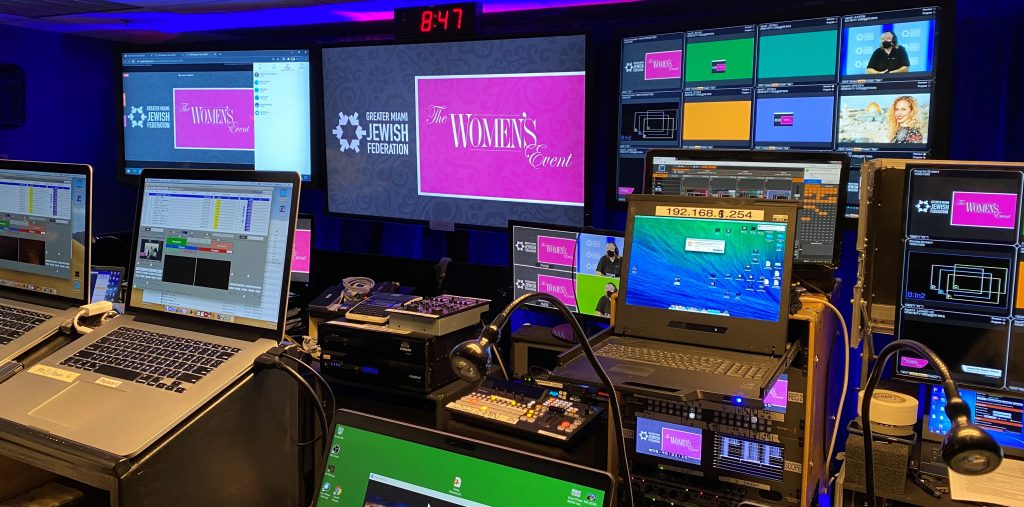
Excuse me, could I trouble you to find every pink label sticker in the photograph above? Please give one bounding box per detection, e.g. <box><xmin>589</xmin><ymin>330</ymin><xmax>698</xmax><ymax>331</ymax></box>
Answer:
<box><xmin>173</xmin><ymin>88</ymin><xmax>255</xmax><ymax>150</ymax></box>
<box><xmin>901</xmin><ymin>356</ymin><xmax>930</xmax><ymax>369</ymax></box>
<box><xmin>536</xmin><ymin>235</ymin><xmax>577</xmax><ymax>266</ymax></box>
<box><xmin>645</xmin><ymin>50</ymin><xmax>683</xmax><ymax>80</ymax></box>
<box><xmin>618</xmin><ymin>186</ymin><xmax>636</xmax><ymax>196</ymax></box>
<box><xmin>415</xmin><ymin>73</ymin><xmax>585</xmax><ymax>205</ymax></box>
<box><xmin>950</xmin><ymin>191</ymin><xmax>1018</xmax><ymax>229</ymax></box>
<box><xmin>537</xmin><ymin>274</ymin><xmax>577</xmax><ymax>307</ymax></box>
<box><xmin>763</xmin><ymin>377</ymin><xmax>788</xmax><ymax>409</ymax></box>
<box><xmin>291</xmin><ymin>229</ymin><xmax>311</xmax><ymax>274</ymax></box>
<box><xmin>661</xmin><ymin>428</ymin><xmax>702</xmax><ymax>461</ymax></box>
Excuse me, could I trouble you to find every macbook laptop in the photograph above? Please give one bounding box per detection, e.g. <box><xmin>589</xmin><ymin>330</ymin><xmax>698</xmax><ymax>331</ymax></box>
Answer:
<box><xmin>0</xmin><ymin>169</ymin><xmax>300</xmax><ymax>457</ymax></box>
<box><xmin>316</xmin><ymin>409</ymin><xmax>615</xmax><ymax>507</ymax></box>
<box><xmin>554</xmin><ymin>195</ymin><xmax>799</xmax><ymax>401</ymax></box>
<box><xmin>0</xmin><ymin>160</ymin><xmax>91</xmax><ymax>368</ymax></box>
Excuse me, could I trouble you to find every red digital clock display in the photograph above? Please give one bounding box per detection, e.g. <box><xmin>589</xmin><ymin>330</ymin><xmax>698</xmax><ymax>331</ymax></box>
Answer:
<box><xmin>395</xmin><ymin>3</ymin><xmax>478</xmax><ymax>38</ymax></box>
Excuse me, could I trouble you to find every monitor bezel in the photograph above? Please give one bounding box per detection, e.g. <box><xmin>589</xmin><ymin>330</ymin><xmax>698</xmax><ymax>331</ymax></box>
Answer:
<box><xmin>616</xmin><ymin>194</ymin><xmax>798</xmax><ymax>355</ymax></box>
<box><xmin>0</xmin><ymin>159</ymin><xmax>92</xmax><ymax>307</ymax></box>
<box><xmin>642</xmin><ymin>148</ymin><xmax>850</xmax><ymax>268</ymax></box>
<box><xmin>126</xmin><ymin>168</ymin><xmax>300</xmax><ymax>338</ymax></box>
<box><xmin>319</xmin><ymin>32</ymin><xmax>593</xmax><ymax>231</ymax></box>
<box><xmin>321</xmin><ymin>409</ymin><xmax>616</xmax><ymax>507</ymax></box>
<box><xmin>116</xmin><ymin>44</ymin><xmax>321</xmax><ymax>187</ymax></box>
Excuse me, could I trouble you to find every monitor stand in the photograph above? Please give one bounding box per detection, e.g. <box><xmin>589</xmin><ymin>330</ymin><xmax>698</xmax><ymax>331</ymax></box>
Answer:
<box><xmin>551</xmin><ymin>321</ymin><xmax>608</xmax><ymax>344</ymax></box>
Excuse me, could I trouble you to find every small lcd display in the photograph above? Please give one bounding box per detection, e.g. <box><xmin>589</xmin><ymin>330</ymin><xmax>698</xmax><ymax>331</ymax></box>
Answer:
<box><xmin>635</xmin><ymin>417</ymin><xmax>702</xmax><ymax>466</ymax></box>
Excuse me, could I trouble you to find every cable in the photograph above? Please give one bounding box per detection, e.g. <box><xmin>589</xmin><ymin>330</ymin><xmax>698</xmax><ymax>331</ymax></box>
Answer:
<box><xmin>800</xmin><ymin>295</ymin><xmax>849</xmax><ymax>492</ymax></box>
<box><xmin>280</xmin><ymin>352</ymin><xmax>337</xmax><ymax>427</ymax></box>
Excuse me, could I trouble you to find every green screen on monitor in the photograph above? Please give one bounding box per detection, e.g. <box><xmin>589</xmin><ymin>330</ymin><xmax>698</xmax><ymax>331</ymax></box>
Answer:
<box><xmin>317</xmin><ymin>424</ymin><xmax>608</xmax><ymax>507</ymax></box>
<box><xmin>757</xmin><ymin>29</ymin><xmax>839</xmax><ymax>80</ymax></box>
<box><xmin>684</xmin><ymin>36</ymin><xmax>755</xmax><ymax>85</ymax></box>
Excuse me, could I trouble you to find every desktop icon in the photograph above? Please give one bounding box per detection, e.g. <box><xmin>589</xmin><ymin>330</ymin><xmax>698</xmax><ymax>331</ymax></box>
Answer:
<box><xmin>321</xmin><ymin>481</ymin><xmax>331</xmax><ymax>492</ymax></box>
<box><xmin>331</xmin><ymin>444</ymin><xmax>341</xmax><ymax>455</ymax></box>
<box><xmin>453</xmin><ymin>477</ymin><xmax>462</xmax><ymax>488</ymax></box>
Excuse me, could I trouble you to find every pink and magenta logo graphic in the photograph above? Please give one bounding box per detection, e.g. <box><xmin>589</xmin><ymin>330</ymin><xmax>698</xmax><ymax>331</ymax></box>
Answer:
<box><xmin>661</xmin><ymin>428</ymin><xmax>702</xmax><ymax>461</ymax></box>
<box><xmin>537</xmin><ymin>274</ymin><xmax>576</xmax><ymax>307</ymax></box>
<box><xmin>950</xmin><ymin>191</ymin><xmax>1017</xmax><ymax>229</ymax></box>
<box><xmin>644</xmin><ymin>50</ymin><xmax>682</xmax><ymax>81</ymax></box>
<box><xmin>536</xmin><ymin>235</ymin><xmax>577</xmax><ymax>266</ymax></box>
<box><xmin>415</xmin><ymin>73</ymin><xmax>585</xmax><ymax>205</ymax></box>
<box><xmin>763</xmin><ymin>377</ymin><xmax>789</xmax><ymax>409</ymax></box>
<box><xmin>173</xmin><ymin>88</ymin><xmax>254</xmax><ymax>150</ymax></box>
<box><xmin>292</xmin><ymin>229</ymin><xmax>311</xmax><ymax>274</ymax></box>
<box><xmin>900</xmin><ymin>356</ymin><xmax>930</xmax><ymax>369</ymax></box>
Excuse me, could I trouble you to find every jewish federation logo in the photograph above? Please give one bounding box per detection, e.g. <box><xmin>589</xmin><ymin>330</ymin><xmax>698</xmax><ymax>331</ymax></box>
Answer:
<box><xmin>332</xmin><ymin>112</ymin><xmax>366</xmax><ymax>153</ymax></box>
<box><xmin>128</xmin><ymin>106</ymin><xmax>146</xmax><ymax>128</ymax></box>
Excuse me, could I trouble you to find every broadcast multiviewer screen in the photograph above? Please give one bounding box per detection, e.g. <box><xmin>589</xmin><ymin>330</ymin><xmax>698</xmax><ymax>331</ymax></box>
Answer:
<box><xmin>897</xmin><ymin>166</ymin><xmax>1024</xmax><ymax>394</ymax></box>
<box><xmin>616</xmin><ymin>7</ymin><xmax>940</xmax><ymax>217</ymax></box>
<box><xmin>322</xmin><ymin>36</ymin><xmax>587</xmax><ymax>228</ymax></box>
<box><xmin>122</xmin><ymin>50</ymin><xmax>312</xmax><ymax>181</ymax></box>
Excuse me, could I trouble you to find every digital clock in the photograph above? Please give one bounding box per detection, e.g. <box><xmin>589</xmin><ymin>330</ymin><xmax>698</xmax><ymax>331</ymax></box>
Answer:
<box><xmin>395</xmin><ymin>3</ymin><xmax>479</xmax><ymax>39</ymax></box>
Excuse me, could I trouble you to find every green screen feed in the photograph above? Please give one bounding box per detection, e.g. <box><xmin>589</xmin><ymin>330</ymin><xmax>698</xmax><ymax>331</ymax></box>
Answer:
<box><xmin>317</xmin><ymin>425</ymin><xmax>607</xmax><ymax>507</ymax></box>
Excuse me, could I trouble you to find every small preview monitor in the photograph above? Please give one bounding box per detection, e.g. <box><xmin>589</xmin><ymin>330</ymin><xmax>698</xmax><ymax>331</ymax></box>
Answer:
<box><xmin>121</xmin><ymin>49</ymin><xmax>313</xmax><ymax>181</ymax></box>
<box><xmin>90</xmin><ymin>266</ymin><xmax>124</xmax><ymax>304</ymax></box>
<box><xmin>317</xmin><ymin>410</ymin><xmax>614</xmax><ymax>506</ymax></box>
<box><xmin>617</xmin><ymin>195</ymin><xmax>798</xmax><ymax>354</ymax></box>
<box><xmin>510</xmin><ymin>222</ymin><xmax>623</xmax><ymax>319</ymax></box>
<box><xmin>645</xmin><ymin>150</ymin><xmax>848</xmax><ymax>266</ymax></box>
<box><xmin>322</xmin><ymin>35</ymin><xmax>587</xmax><ymax>228</ymax></box>
<box><xmin>292</xmin><ymin>214</ymin><xmax>312</xmax><ymax>285</ymax></box>
<box><xmin>896</xmin><ymin>164</ymin><xmax>1024</xmax><ymax>393</ymax></box>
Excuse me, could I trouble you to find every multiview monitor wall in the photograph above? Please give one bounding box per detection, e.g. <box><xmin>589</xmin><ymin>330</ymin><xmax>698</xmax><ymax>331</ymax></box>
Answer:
<box><xmin>121</xmin><ymin>50</ymin><xmax>313</xmax><ymax>182</ymax></box>
<box><xmin>616</xmin><ymin>7</ymin><xmax>940</xmax><ymax>212</ymax></box>
<box><xmin>322</xmin><ymin>35</ymin><xmax>587</xmax><ymax>229</ymax></box>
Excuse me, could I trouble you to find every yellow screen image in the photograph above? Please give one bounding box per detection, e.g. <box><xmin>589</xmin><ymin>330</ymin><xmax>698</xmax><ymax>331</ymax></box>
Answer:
<box><xmin>683</xmin><ymin>100</ymin><xmax>752</xmax><ymax>141</ymax></box>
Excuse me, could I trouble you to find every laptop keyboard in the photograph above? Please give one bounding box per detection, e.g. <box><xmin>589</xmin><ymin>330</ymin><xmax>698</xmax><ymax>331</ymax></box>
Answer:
<box><xmin>0</xmin><ymin>305</ymin><xmax>53</xmax><ymax>346</ymax></box>
<box><xmin>59</xmin><ymin>326</ymin><xmax>240</xmax><ymax>393</ymax></box>
<box><xmin>596</xmin><ymin>343</ymin><xmax>770</xmax><ymax>380</ymax></box>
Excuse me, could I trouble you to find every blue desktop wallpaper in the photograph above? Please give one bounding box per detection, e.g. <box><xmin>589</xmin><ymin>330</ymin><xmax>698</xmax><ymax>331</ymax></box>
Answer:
<box><xmin>624</xmin><ymin>216</ymin><xmax>787</xmax><ymax>322</ymax></box>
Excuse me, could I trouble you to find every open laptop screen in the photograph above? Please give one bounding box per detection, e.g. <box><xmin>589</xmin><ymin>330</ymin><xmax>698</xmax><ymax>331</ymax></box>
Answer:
<box><xmin>0</xmin><ymin>167</ymin><xmax>88</xmax><ymax>301</ymax></box>
<box><xmin>129</xmin><ymin>176</ymin><xmax>296</xmax><ymax>330</ymax></box>
<box><xmin>90</xmin><ymin>267</ymin><xmax>124</xmax><ymax>304</ymax></box>
<box><xmin>318</xmin><ymin>412</ymin><xmax>612</xmax><ymax>507</ymax></box>
<box><xmin>625</xmin><ymin>215</ymin><xmax>788</xmax><ymax>322</ymax></box>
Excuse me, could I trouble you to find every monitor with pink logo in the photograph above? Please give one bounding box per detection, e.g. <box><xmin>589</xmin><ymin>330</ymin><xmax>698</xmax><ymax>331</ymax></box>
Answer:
<box><xmin>291</xmin><ymin>214</ymin><xmax>313</xmax><ymax>285</ymax></box>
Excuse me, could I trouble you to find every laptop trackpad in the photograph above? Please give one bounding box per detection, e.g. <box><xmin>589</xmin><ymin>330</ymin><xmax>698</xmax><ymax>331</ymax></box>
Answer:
<box><xmin>610</xmin><ymin>364</ymin><xmax>655</xmax><ymax>377</ymax></box>
<box><xmin>29</xmin><ymin>382</ymin><xmax>123</xmax><ymax>429</ymax></box>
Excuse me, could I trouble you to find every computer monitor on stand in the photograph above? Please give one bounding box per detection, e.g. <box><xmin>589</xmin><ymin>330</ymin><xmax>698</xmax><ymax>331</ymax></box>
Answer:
<box><xmin>510</xmin><ymin>222</ymin><xmax>624</xmax><ymax>341</ymax></box>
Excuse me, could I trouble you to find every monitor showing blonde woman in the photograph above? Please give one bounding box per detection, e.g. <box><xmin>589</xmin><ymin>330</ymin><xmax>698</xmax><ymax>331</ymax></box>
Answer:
<box><xmin>887</xmin><ymin>95</ymin><xmax>925</xmax><ymax>143</ymax></box>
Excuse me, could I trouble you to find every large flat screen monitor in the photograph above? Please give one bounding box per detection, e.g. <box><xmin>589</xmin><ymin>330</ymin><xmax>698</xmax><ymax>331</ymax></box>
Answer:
<box><xmin>616</xmin><ymin>6</ymin><xmax>941</xmax><ymax>218</ymax></box>
<box><xmin>321</xmin><ymin>35</ymin><xmax>588</xmax><ymax>228</ymax></box>
<box><xmin>645</xmin><ymin>150</ymin><xmax>848</xmax><ymax>266</ymax></box>
<box><xmin>510</xmin><ymin>222</ymin><xmax>623</xmax><ymax>319</ymax></box>
<box><xmin>896</xmin><ymin>164</ymin><xmax>1024</xmax><ymax>394</ymax></box>
<box><xmin>121</xmin><ymin>49</ymin><xmax>313</xmax><ymax>182</ymax></box>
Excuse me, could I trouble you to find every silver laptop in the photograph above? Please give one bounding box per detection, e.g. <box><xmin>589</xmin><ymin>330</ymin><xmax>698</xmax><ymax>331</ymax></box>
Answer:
<box><xmin>0</xmin><ymin>169</ymin><xmax>300</xmax><ymax>457</ymax></box>
<box><xmin>0</xmin><ymin>160</ymin><xmax>91</xmax><ymax>368</ymax></box>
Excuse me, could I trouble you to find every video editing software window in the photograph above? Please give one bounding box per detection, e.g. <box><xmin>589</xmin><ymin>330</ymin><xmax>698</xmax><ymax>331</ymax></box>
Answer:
<box><xmin>121</xmin><ymin>50</ymin><xmax>312</xmax><ymax>181</ymax></box>
<box><xmin>624</xmin><ymin>215</ymin><xmax>788</xmax><ymax>322</ymax></box>
<box><xmin>130</xmin><ymin>178</ymin><xmax>295</xmax><ymax>330</ymax></box>
<box><xmin>616</xmin><ymin>7</ymin><xmax>940</xmax><ymax>217</ymax></box>
<box><xmin>898</xmin><ymin>167</ymin><xmax>1024</xmax><ymax>393</ymax></box>
<box><xmin>0</xmin><ymin>168</ymin><xmax>87</xmax><ymax>299</ymax></box>
<box><xmin>511</xmin><ymin>225</ymin><xmax>623</xmax><ymax>318</ymax></box>
<box><xmin>649</xmin><ymin>156</ymin><xmax>843</xmax><ymax>265</ymax></box>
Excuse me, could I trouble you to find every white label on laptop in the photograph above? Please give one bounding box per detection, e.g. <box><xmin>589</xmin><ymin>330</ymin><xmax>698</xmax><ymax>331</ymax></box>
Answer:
<box><xmin>27</xmin><ymin>365</ymin><xmax>80</xmax><ymax>383</ymax></box>
<box><xmin>95</xmin><ymin>377</ymin><xmax>122</xmax><ymax>389</ymax></box>
<box><xmin>655</xmin><ymin>206</ymin><xmax>765</xmax><ymax>221</ymax></box>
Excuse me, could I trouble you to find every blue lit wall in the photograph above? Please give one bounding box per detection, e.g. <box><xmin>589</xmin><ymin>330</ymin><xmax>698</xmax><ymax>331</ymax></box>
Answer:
<box><xmin>0</xmin><ymin>25</ymin><xmax>131</xmax><ymax>234</ymax></box>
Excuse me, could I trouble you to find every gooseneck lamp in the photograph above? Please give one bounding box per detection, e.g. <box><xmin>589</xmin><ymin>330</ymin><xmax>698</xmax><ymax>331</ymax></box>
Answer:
<box><xmin>450</xmin><ymin>292</ymin><xmax>635</xmax><ymax>507</ymax></box>
<box><xmin>861</xmin><ymin>340</ymin><xmax>1002</xmax><ymax>507</ymax></box>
